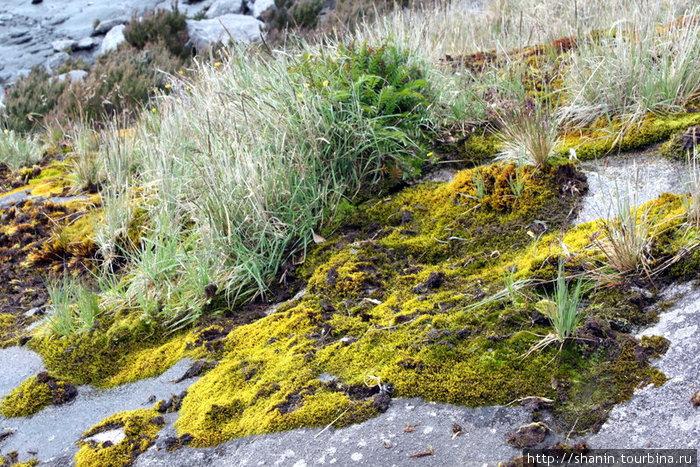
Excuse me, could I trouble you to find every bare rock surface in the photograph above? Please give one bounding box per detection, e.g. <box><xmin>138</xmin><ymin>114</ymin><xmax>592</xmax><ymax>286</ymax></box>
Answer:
<box><xmin>575</xmin><ymin>148</ymin><xmax>685</xmax><ymax>225</ymax></box>
<box><xmin>136</xmin><ymin>399</ymin><xmax>535</xmax><ymax>467</ymax></box>
<box><xmin>588</xmin><ymin>282</ymin><xmax>700</xmax><ymax>450</ymax></box>
<box><xmin>0</xmin><ymin>352</ymin><xmax>197</xmax><ymax>464</ymax></box>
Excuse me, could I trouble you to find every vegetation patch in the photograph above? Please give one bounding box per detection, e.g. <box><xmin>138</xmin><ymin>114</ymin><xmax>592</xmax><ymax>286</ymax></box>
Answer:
<box><xmin>0</xmin><ymin>371</ymin><xmax>77</xmax><ymax>418</ymax></box>
<box><xmin>74</xmin><ymin>409</ymin><xmax>164</xmax><ymax>467</ymax></box>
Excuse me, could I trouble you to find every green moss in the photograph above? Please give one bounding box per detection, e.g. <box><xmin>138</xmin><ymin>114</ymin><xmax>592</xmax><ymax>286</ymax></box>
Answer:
<box><xmin>30</xmin><ymin>313</ymin><xmax>180</xmax><ymax>387</ymax></box>
<box><xmin>0</xmin><ymin>313</ymin><xmax>19</xmax><ymax>348</ymax></box>
<box><xmin>25</xmin><ymin>158</ymin><xmax>685</xmax><ymax>446</ymax></box>
<box><xmin>0</xmin><ymin>452</ymin><xmax>39</xmax><ymax>467</ymax></box>
<box><xmin>0</xmin><ymin>372</ymin><xmax>77</xmax><ymax>418</ymax></box>
<box><xmin>175</xmin><ymin>161</ymin><xmax>618</xmax><ymax>444</ymax></box>
<box><xmin>0</xmin><ymin>376</ymin><xmax>53</xmax><ymax>418</ymax></box>
<box><xmin>176</xmin><ymin>304</ymin><xmax>378</xmax><ymax>446</ymax></box>
<box><xmin>74</xmin><ymin>409</ymin><xmax>163</xmax><ymax>467</ymax></box>
<box><xmin>556</xmin><ymin>112</ymin><xmax>700</xmax><ymax>160</ymax></box>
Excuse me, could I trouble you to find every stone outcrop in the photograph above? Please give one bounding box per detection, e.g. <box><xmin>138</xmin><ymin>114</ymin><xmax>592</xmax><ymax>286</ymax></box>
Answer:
<box><xmin>186</xmin><ymin>14</ymin><xmax>264</xmax><ymax>50</ymax></box>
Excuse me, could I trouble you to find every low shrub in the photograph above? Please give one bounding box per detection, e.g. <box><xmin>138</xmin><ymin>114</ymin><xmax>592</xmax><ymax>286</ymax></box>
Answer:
<box><xmin>291</xmin><ymin>42</ymin><xmax>432</xmax><ymax>182</ymax></box>
<box><xmin>54</xmin><ymin>42</ymin><xmax>186</xmax><ymax>123</ymax></box>
<box><xmin>123</xmin><ymin>8</ymin><xmax>189</xmax><ymax>58</ymax></box>
<box><xmin>2</xmin><ymin>67</ymin><xmax>67</xmax><ymax>133</ymax></box>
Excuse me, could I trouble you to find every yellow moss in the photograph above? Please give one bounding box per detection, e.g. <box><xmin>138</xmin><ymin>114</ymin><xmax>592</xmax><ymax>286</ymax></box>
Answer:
<box><xmin>0</xmin><ymin>453</ymin><xmax>39</xmax><ymax>467</ymax></box>
<box><xmin>0</xmin><ymin>313</ymin><xmax>19</xmax><ymax>348</ymax></box>
<box><xmin>0</xmin><ymin>376</ymin><xmax>53</xmax><ymax>418</ymax></box>
<box><xmin>557</xmin><ymin>112</ymin><xmax>700</xmax><ymax>160</ymax></box>
<box><xmin>74</xmin><ymin>409</ymin><xmax>163</xmax><ymax>467</ymax></box>
<box><xmin>105</xmin><ymin>338</ymin><xmax>188</xmax><ymax>387</ymax></box>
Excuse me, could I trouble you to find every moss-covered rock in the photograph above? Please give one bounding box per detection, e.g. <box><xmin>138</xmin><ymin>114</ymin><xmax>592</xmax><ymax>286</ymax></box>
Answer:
<box><xmin>0</xmin><ymin>372</ymin><xmax>77</xmax><ymax>418</ymax></box>
<box><xmin>557</xmin><ymin>112</ymin><xmax>700</xmax><ymax>161</ymax></box>
<box><xmin>74</xmin><ymin>409</ymin><xmax>164</xmax><ymax>467</ymax></box>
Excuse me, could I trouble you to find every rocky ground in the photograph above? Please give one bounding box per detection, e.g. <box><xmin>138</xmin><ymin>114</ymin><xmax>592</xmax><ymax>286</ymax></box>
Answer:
<box><xmin>0</xmin><ymin>0</ymin><xmax>270</xmax><ymax>103</ymax></box>
<box><xmin>1</xmin><ymin>147</ymin><xmax>698</xmax><ymax>466</ymax></box>
<box><xmin>2</xmin><ymin>1</ymin><xmax>700</xmax><ymax>466</ymax></box>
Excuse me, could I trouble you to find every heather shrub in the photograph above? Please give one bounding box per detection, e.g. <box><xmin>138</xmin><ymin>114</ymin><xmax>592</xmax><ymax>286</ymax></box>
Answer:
<box><xmin>2</xmin><ymin>67</ymin><xmax>66</xmax><ymax>133</ymax></box>
<box><xmin>53</xmin><ymin>42</ymin><xmax>186</xmax><ymax>123</ymax></box>
<box><xmin>123</xmin><ymin>8</ymin><xmax>189</xmax><ymax>58</ymax></box>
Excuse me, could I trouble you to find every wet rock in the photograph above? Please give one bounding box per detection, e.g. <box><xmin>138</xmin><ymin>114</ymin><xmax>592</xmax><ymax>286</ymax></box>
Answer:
<box><xmin>575</xmin><ymin>152</ymin><xmax>684</xmax><ymax>225</ymax></box>
<box><xmin>185</xmin><ymin>14</ymin><xmax>263</xmax><ymax>51</ymax></box>
<box><xmin>411</xmin><ymin>272</ymin><xmax>445</xmax><ymax>294</ymax></box>
<box><xmin>98</xmin><ymin>25</ymin><xmax>126</xmax><ymax>55</ymax></box>
<box><xmin>206</xmin><ymin>0</ymin><xmax>244</xmax><ymax>18</ymax></box>
<box><xmin>505</xmin><ymin>422</ymin><xmax>549</xmax><ymax>448</ymax></box>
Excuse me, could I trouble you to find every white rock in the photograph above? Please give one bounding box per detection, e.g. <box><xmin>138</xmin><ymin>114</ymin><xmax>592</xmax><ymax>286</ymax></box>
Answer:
<box><xmin>84</xmin><ymin>428</ymin><xmax>126</xmax><ymax>445</ymax></box>
<box><xmin>73</xmin><ymin>36</ymin><xmax>97</xmax><ymax>50</ymax></box>
<box><xmin>98</xmin><ymin>25</ymin><xmax>126</xmax><ymax>56</ymax></box>
<box><xmin>252</xmin><ymin>0</ymin><xmax>275</xmax><ymax>18</ymax></box>
<box><xmin>93</xmin><ymin>17</ymin><xmax>127</xmax><ymax>36</ymax></box>
<box><xmin>186</xmin><ymin>14</ymin><xmax>263</xmax><ymax>50</ymax></box>
<box><xmin>56</xmin><ymin>69</ymin><xmax>88</xmax><ymax>83</ymax></box>
<box><xmin>51</xmin><ymin>39</ymin><xmax>76</xmax><ymax>52</ymax></box>
<box><xmin>206</xmin><ymin>0</ymin><xmax>244</xmax><ymax>18</ymax></box>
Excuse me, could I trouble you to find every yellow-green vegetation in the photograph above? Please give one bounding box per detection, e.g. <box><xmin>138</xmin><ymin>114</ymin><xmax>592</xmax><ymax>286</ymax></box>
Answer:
<box><xmin>0</xmin><ymin>376</ymin><xmax>52</xmax><ymax>418</ymax></box>
<box><xmin>557</xmin><ymin>112</ymin><xmax>700</xmax><ymax>160</ymax></box>
<box><xmin>6</xmin><ymin>0</ymin><xmax>700</xmax><ymax>460</ymax></box>
<box><xmin>0</xmin><ymin>372</ymin><xmax>76</xmax><ymax>418</ymax></box>
<box><xmin>30</xmin><ymin>315</ymin><xmax>196</xmax><ymax>387</ymax></box>
<box><xmin>0</xmin><ymin>313</ymin><xmax>20</xmax><ymax>348</ymax></box>
<box><xmin>0</xmin><ymin>452</ymin><xmax>38</xmax><ymax>467</ymax></box>
<box><xmin>74</xmin><ymin>409</ymin><xmax>164</xmax><ymax>467</ymax></box>
<box><xmin>167</xmin><ymin>161</ymin><xmax>683</xmax><ymax>444</ymax></box>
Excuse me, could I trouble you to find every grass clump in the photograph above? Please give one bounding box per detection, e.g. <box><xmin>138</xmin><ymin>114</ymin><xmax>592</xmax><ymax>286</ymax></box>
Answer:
<box><xmin>539</xmin><ymin>261</ymin><xmax>587</xmax><ymax>345</ymax></box>
<box><xmin>497</xmin><ymin>96</ymin><xmax>559</xmax><ymax>168</ymax></box>
<box><xmin>559</xmin><ymin>6</ymin><xmax>700</xmax><ymax>127</ymax></box>
<box><xmin>89</xmin><ymin>40</ymin><xmax>440</xmax><ymax>328</ymax></box>
<box><xmin>46</xmin><ymin>277</ymin><xmax>101</xmax><ymax>337</ymax></box>
<box><xmin>594</xmin><ymin>190</ymin><xmax>654</xmax><ymax>276</ymax></box>
<box><xmin>0</xmin><ymin>129</ymin><xmax>43</xmax><ymax>173</ymax></box>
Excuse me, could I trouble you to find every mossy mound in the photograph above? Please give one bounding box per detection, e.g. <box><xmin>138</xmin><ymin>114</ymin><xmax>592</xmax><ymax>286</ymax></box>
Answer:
<box><xmin>168</xmin><ymin>161</ymin><xmax>676</xmax><ymax>445</ymax></box>
<box><xmin>0</xmin><ymin>372</ymin><xmax>77</xmax><ymax>418</ymax></box>
<box><xmin>557</xmin><ymin>112</ymin><xmax>700</xmax><ymax>160</ymax></box>
<box><xmin>29</xmin><ymin>315</ymin><xmax>202</xmax><ymax>388</ymax></box>
<box><xmin>74</xmin><ymin>409</ymin><xmax>164</xmax><ymax>467</ymax></box>
<box><xmin>0</xmin><ymin>452</ymin><xmax>38</xmax><ymax>467</ymax></box>
<box><xmin>0</xmin><ymin>314</ymin><xmax>21</xmax><ymax>349</ymax></box>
